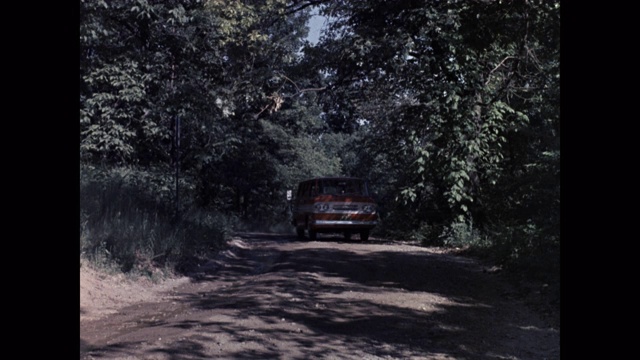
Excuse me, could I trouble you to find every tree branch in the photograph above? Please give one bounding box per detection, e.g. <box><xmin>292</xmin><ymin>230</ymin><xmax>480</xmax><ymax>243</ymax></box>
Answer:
<box><xmin>485</xmin><ymin>56</ymin><xmax>518</xmax><ymax>86</ymax></box>
<box><xmin>254</xmin><ymin>73</ymin><xmax>326</xmax><ymax>118</ymax></box>
<box><xmin>284</xmin><ymin>0</ymin><xmax>330</xmax><ymax>17</ymax></box>
<box><xmin>277</xmin><ymin>73</ymin><xmax>326</xmax><ymax>97</ymax></box>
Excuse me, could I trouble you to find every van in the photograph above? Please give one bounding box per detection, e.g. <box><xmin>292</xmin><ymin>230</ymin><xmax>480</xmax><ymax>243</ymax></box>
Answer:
<box><xmin>290</xmin><ymin>177</ymin><xmax>378</xmax><ymax>241</ymax></box>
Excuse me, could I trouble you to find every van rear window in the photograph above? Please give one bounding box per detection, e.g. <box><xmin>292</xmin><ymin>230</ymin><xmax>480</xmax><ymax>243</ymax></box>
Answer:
<box><xmin>318</xmin><ymin>179</ymin><xmax>368</xmax><ymax>196</ymax></box>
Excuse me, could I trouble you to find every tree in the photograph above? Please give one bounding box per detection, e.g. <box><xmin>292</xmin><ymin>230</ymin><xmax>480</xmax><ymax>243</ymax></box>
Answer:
<box><xmin>79</xmin><ymin>0</ymin><xmax>560</xmax><ymax>269</ymax></box>
<box><xmin>310</xmin><ymin>0</ymin><xmax>559</xmax><ymax>256</ymax></box>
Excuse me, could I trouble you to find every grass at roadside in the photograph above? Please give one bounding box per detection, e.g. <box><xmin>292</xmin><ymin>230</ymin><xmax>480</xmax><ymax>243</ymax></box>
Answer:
<box><xmin>80</xmin><ymin>165</ymin><xmax>234</xmax><ymax>278</ymax></box>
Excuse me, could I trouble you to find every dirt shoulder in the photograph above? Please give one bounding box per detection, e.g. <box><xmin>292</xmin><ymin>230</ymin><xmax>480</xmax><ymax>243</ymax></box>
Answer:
<box><xmin>80</xmin><ymin>261</ymin><xmax>191</xmax><ymax>323</ymax></box>
<box><xmin>80</xmin><ymin>233</ymin><xmax>560</xmax><ymax>359</ymax></box>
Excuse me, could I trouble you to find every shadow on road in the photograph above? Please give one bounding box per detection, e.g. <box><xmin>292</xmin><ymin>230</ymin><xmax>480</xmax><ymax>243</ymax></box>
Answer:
<box><xmin>82</xmin><ymin>232</ymin><xmax>559</xmax><ymax>360</ymax></box>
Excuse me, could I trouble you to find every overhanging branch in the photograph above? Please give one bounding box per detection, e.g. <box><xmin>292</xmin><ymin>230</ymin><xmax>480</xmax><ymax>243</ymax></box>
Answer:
<box><xmin>255</xmin><ymin>72</ymin><xmax>326</xmax><ymax>118</ymax></box>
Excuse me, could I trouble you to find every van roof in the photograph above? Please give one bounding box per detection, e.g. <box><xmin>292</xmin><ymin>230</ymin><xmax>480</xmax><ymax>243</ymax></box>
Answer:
<box><xmin>300</xmin><ymin>177</ymin><xmax>365</xmax><ymax>182</ymax></box>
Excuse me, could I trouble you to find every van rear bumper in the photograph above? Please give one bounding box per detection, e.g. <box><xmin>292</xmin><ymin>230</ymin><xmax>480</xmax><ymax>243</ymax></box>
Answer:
<box><xmin>312</xmin><ymin>220</ymin><xmax>378</xmax><ymax>226</ymax></box>
<box><xmin>310</xmin><ymin>220</ymin><xmax>378</xmax><ymax>233</ymax></box>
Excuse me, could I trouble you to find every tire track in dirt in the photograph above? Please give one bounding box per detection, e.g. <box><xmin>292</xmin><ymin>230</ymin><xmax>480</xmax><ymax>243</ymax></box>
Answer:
<box><xmin>81</xmin><ymin>233</ymin><xmax>559</xmax><ymax>359</ymax></box>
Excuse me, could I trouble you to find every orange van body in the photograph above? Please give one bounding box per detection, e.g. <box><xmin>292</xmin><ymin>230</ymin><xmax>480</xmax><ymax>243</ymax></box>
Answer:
<box><xmin>291</xmin><ymin>177</ymin><xmax>378</xmax><ymax>241</ymax></box>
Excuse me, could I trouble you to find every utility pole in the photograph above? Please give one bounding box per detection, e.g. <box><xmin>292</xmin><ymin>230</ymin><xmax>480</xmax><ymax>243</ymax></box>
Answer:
<box><xmin>174</xmin><ymin>116</ymin><xmax>181</xmax><ymax>219</ymax></box>
<box><xmin>171</xmin><ymin>63</ymin><xmax>181</xmax><ymax>220</ymax></box>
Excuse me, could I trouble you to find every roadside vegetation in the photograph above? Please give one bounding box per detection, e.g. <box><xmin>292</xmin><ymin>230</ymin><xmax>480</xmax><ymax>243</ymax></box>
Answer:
<box><xmin>80</xmin><ymin>165</ymin><xmax>235</xmax><ymax>278</ymax></box>
<box><xmin>80</xmin><ymin>0</ymin><xmax>559</xmax><ymax>308</ymax></box>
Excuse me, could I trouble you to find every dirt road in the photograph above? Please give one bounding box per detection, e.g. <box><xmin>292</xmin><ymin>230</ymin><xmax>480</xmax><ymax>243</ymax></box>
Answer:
<box><xmin>80</xmin><ymin>233</ymin><xmax>560</xmax><ymax>359</ymax></box>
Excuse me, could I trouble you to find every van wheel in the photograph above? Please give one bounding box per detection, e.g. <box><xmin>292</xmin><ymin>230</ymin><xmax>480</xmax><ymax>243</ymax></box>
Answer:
<box><xmin>360</xmin><ymin>230</ymin><xmax>369</xmax><ymax>242</ymax></box>
<box><xmin>307</xmin><ymin>225</ymin><xmax>317</xmax><ymax>241</ymax></box>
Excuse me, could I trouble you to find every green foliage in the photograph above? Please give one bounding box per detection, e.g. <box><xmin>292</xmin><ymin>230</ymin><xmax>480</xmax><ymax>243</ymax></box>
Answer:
<box><xmin>79</xmin><ymin>0</ymin><xmax>342</xmax><ymax>239</ymax></box>
<box><xmin>313</xmin><ymin>0</ymin><xmax>559</xmax><ymax>269</ymax></box>
<box><xmin>439</xmin><ymin>220</ymin><xmax>490</xmax><ymax>249</ymax></box>
<box><xmin>80</xmin><ymin>60</ymin><xmax>152</xmax><ymax>164</ymax></box>
<box><xmin>79</xmin><ymin>0</ymin><xmax>560</xmax><ymax>280</ymax></box>
<box><xmin>194</xmin><ymin>97</ymin><xmax>344</xmax><ymax>230</ymax></box>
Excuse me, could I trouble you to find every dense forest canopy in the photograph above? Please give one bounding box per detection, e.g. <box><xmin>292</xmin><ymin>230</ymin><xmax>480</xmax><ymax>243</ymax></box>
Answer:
<box><xmin>80</xmin><ymin>0</ymin><xmax>559</xmax><ymax>274</ymax></box>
